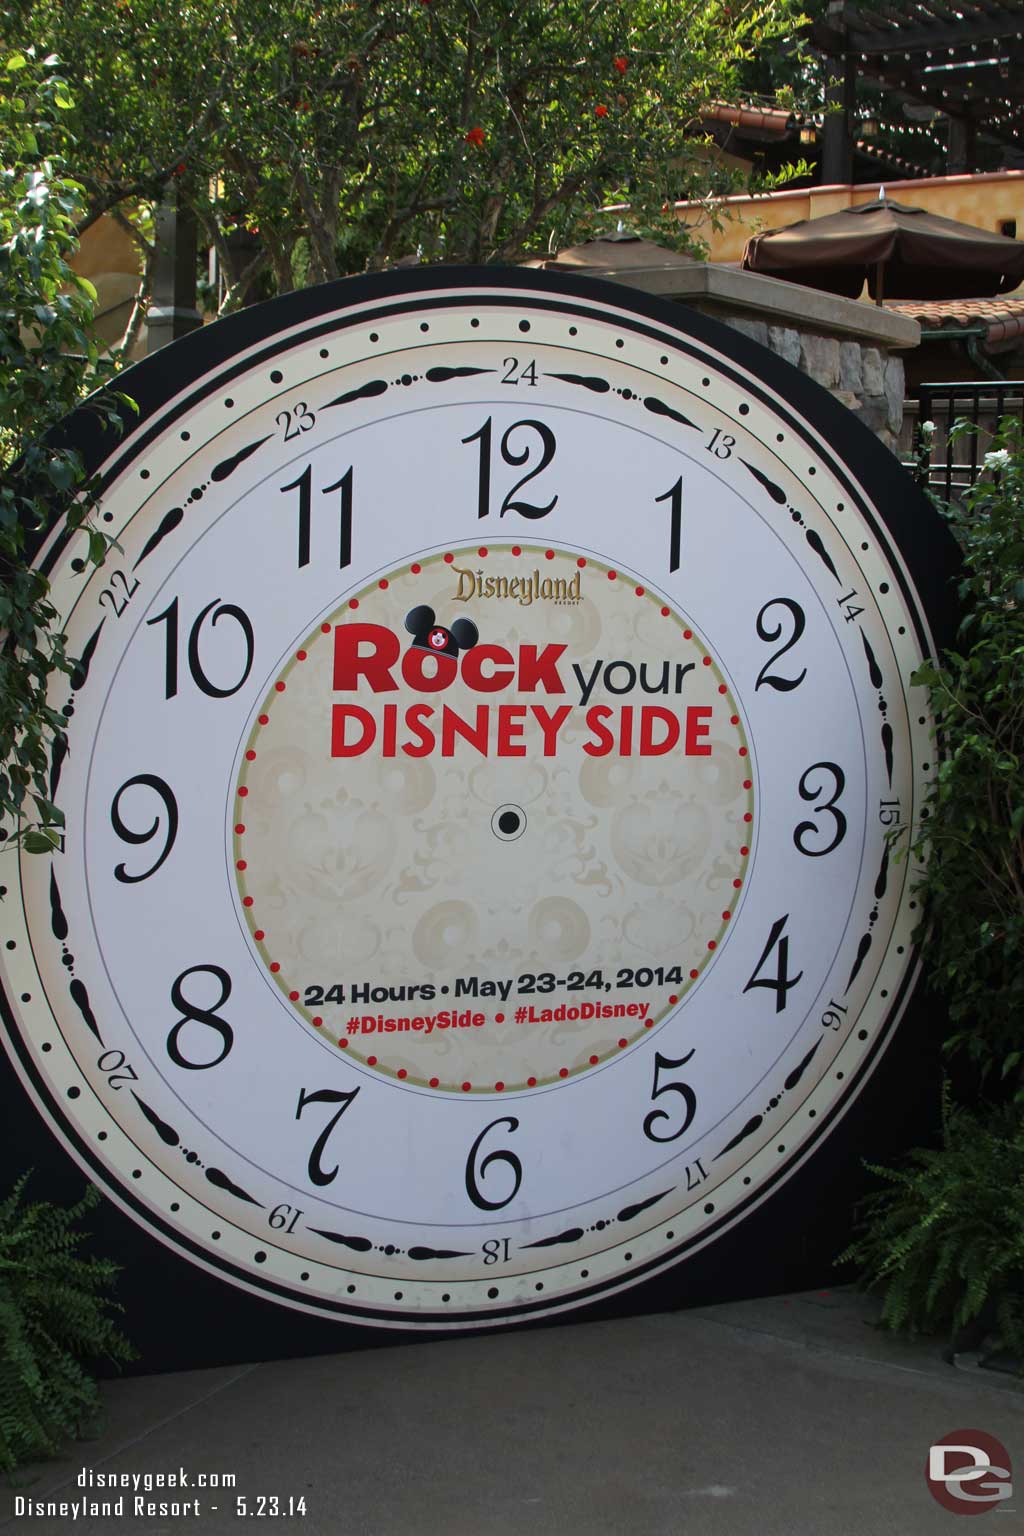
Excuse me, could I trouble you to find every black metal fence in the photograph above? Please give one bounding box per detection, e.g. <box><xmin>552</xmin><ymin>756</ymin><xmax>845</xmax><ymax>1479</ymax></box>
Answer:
<box><xmin>903</xmin><ymin>381</ymin><xmax>1024</xmax><ymax>498</ymax></box>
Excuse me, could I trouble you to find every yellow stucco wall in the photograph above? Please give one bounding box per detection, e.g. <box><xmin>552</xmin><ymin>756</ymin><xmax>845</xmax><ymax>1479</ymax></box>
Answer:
<box><xmin>674</xmin><ymin>170</ymin><xmax>1024</xmax><ymax>266</ymax></box>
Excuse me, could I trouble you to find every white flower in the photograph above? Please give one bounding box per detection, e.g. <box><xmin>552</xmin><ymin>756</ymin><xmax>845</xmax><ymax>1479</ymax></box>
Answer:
<box><xmin>984</xmin><ymin>449</ymin><xmax>1011</xmax><ymax>469</ymax></box>
<box><xmin>920</xmin><ymin>419</ymin><xmax>935</xmax><ymax>435</ymax></box>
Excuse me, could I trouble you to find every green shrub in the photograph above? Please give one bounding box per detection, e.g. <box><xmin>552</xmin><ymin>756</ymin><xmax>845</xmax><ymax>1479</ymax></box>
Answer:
<box><xmin>0</xmin><ymin>1179</ymin><xmax>134</xmax><ymax>1475</ymax></box>
<box><xmin>841</xmin><ymin>1091</ymin><xmax>1024</xmax><ymax>1354</ymax></box>
<box><xmin>843</xmin><ymin>421</ymin><xmax>1024</xmax><ymax>1358</ymax></box>
<box><xmin>911</xmin><ymin>421</ymin><xmax>1024</xmax><ymax>1094</ymax></box>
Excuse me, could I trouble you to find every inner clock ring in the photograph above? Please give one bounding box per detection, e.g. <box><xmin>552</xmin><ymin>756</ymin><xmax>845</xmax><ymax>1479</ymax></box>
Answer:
<box><xmin>230</xmin><ymin>544</ymin><xmax>754</xmax><ymax>1094</ymax></box>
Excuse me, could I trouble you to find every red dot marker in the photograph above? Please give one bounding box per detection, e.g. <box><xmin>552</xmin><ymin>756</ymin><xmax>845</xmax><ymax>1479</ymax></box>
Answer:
<box><xmin>444</xmin><ymin>553</ymin><xmax>454</xmax><ymax>564</ymax></box>
<box><xmin>235</xmin><ymin>822</ymin><xmax>246</xmax><ymax>835</ymax></box>
<box><xmin>608</xmin><ymin>569</ymin><xmax>617</xmax><ymax>580</ymax></box>
<box><xmin>740</xmin><ymin>846</ymin><xmax>749</xmax><ymax>857</ymax></box>
<box><xmin>243</xmin><ymin>896</ymin><xmax>253</xmax><ymax>908</ymax></box>
<box><xmin>690</xmin><ymin>969</ymin><xmax>699</xmax><ymax>979</ymax></box>
<box><xmin>683</xmin><ymin>629</ymin><xmax>693</xmax><ymax>640</ymax></box>
<box><xmin>289</xmin><ymin>990</ymin><xmax>299</xmax><ymax>1001</ymax></box>
<box><xmin>321</xmin><ymin>623</ymin><xmax>331</xmax><ymax>634</ymax></box>
<box><xmin>738</xmin><ymin>746</ymin><xmax>748</xmax><ymax>757</ymax></box>
<box><xmin>545</xmin><ymin>549</ymin><xmax>555</xmax><ymax>560</ymax></box>
<box><xmin>378</xmin><ymin>580</ymin><xmax>389</xmax><ymax>590</ymax></box>
<box><xmin>296</xmin><ymin>649</ymin><xmax>307</xmax><ymax>661</ymax></box>
<box><xmin>618</xmin><ymin>1038</ymin><xmax>628</xmax><ymax>1049</ymax></box>
<box><xmin>245</xmin><ymin>750</ymin><xmax>256</xmax><ymax>762</ymax></box>
<box><xmin>730</xmin><ymin>714</ymin><xmax>740</xmax><ymax>725</ymax></box>
<box><xmin>527</xmin><ymin>1076</ymin><xmax>537</xmax><ymax>1087</ymax></box>
<box><xmin>559</xmin><ymin>1067</ymin><xmax>569</xmax><ymax>1078</ymax></box>
<box><xmin>708</xmin><ymin>940</ymin><xmax>717</xmax><ymax>951</ymax></box>
<box><xmin>743</xmin><ymin>779</ymin><xmax>752</xmax><ymax>790</ymax></box>
<box><xmin>236</xmin><ymin>859</ymin><xmax>246</xmax><ymax>870</ymax></box>
<box><xmin>254</xmin><ymin>929</ymin><xmax>265</xmax><ymax>941</ymax></box>
<box><xmin>495</xmin><ymin>1081</ymin><xmax>505</xmax><ymax>1091</ymax></box>
<box><xmin>669</xmin><ymin>994</ymin><xmax>678</xmax><ymax>1005</ymax></box>
<box><xmin>478</xmin><ymin>547</ymin><xmax>488</xmax><ymax>557</ymax></box>
<box><xmin>397</xmin><ymin>1069</ymin><xmax>407</xmax><ymax>1080</ymax></box>
<box><xmin>661</xmin><ymin>606</ymin><xmax>670</xmax><ymax>616</ymax></box>
<box><xmin>275</xmin><ymin>680</ymin><xmax>286</xmax><ymax>692</ymax></box>
<box><xmin>313</xmin><ymin>1016</ymin><xmax>323</xmax><ymax>1027</ymax></box>
<box><xmin>722</xmin><ymin>910</ymin><xmax>731</xmax><ymax>922</ymax></box>
<box><xmin>512</xmin><ymin>546</ymin><xmax>522</xmax><ymax>556</ymax></box>
<box><xmin>589</xmin><ymin>1054</ymin><xmax>599</xmax><ymax>1065</ymax></box>
<box><xmin>429</xmin><ymin>1077</ymin><xmax>439</xmax><ymax>1088</ymax></box>
<box><xmin>577</xmin><ymin>558</ymin><xmax>587</xmax><ymax>569</ymax></box>
<box><xmin>702</xmin><ymin>655</ymin><xmax>712</xmax><ymax>667</ymax></box>
<box><xmin>348</xmin><ymin>598</ymin><xmax>359</xmax><ymax>609</ymax></box>
<box><xmin>270</xmin><ymin>961</ymin><xmax>280</xmax><ymax>973</ymax></box>
<box><xmin>495</xmin><ymin>1012</ymin><xmax>505</xmax><ymax>1023</ymax></box>
<box><xmin>733</xmin><ymin>878</ymin><xmax>742</xmax><ymax>889</ymax></box>
<box><xmin>461</xmin><ymin>1081</ymin><xmax>471</xmax><ymax>1092</ymax></box>
<box><xmin>411</xmin><ymin>563</ymin><xmax>422</xmax><ymax>574</ymax></box>
<box><xmin>367</xmin><ymin>1055</ymin><xmax>377</xmax><ymax>1066</ymax></box>
<box><xmin>744</xmin><ymin>812</ymin><xmax>753</xmax><ymax>823</ymax></box>
<box><xmin>237</xmin><ymin>786</ymin><xmax>248</xmax><ymax>797</ymax></box>
<box><xmin>635</xmin><ymin>586</ymin><xmax>644</xmax><ymax>597</ymax></box>
<box><xmin>719</xmin><ymin>683</ymin><xmax>728</xmax><ymax>694</ymax></box>
<box><xmin>339</xmin><ymin>1037</ymin><xmax>348</xmax><ymax>1048</ymax></box>
<box><xmin>258</xmin><ymin>714</ymin><xmax>269</xmax><ymax>725</ymax></box>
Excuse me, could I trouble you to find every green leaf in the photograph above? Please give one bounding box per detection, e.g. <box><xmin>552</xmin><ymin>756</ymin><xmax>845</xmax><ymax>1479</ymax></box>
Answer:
<box><xmin>5</xmin><ymin>53</ymin><xmax>28</xmax><ymax>71</ymax></box>
<box><xmin>23</xmin><ymin>829</ymin><xmax>60</xmax><ymax>853</ymax></box>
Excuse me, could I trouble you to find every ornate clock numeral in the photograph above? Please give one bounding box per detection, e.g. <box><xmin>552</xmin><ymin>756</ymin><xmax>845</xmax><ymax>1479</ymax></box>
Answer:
<box><xmin>146</xmin><ymin>597</ymin><xmax>254</xmax><ymax>700</ymax></box>
<box><xmin>654</xmin><ymin>476</ymin><xmax>683</xmax><ymax>573</ymax></box>
<box><xmin>465</xmin><ymin>1116</ymin><xmax>523</xmax><ymax>1211</ymax></box>
<box><xmin>295</xmin><ymin>1086</ymin><xmax>360</xmax><ymax>1188</ymax></box>
<box><xmin>166</xmin><ymin>964</ymin><xmax>234</xmax><ymax>1069</ymax></box>
<box><xmin>279</xmin><ymin>463</ymin><xmax>353</xmax><ymax>569</ymax></box>
<box><xmin>743</xmin><ymin>915</ymin><xmax>803</xmax><ymax>1014</ymax></box>
<box><xmin>755</xmin><ymin>598</ymin><xmax>807</xmax><ymax>692</ymax></box>
<box><xmin>462</xmin><ymin>418</ymin><xmax>557</xmax><ymax>519</ymax></box>
<box><xmin>794</xmin><ymin>762</ymin><xmax>848</xmax><ymax>857</ymax></box>
<box><xmin>110</xmin><ymin>774</ymin><xmax>178</xmax><ymax>883</ymax></box>
<box><xmin>643</xmin><ymin>1049</ymin><xmax>698</xmax><ymax>1143</ymax></box>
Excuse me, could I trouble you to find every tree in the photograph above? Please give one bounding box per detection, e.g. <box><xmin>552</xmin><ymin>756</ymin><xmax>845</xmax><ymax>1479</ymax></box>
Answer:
<box><xmin>0</xmin><ymin>48</ymin><xmax>121</xmax><ymax>852</ymax></box>
<box><xmin>11</xmin><ymin>0</ymin><xmax>805</xmax><ymax>317</ymax></box>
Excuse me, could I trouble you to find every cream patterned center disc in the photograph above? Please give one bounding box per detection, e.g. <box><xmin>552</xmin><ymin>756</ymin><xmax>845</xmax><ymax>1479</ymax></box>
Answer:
<box><xmin>233</xmin><ymin>546</ymin><xmax>753</xmax><ymax>1092</ymax></box>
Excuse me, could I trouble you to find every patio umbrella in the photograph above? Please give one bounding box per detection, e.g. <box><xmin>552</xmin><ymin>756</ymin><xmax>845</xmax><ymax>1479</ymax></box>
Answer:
<box><xmin>742</xmin><ymin>196</ymin><xmax>1024</xmax><ymax>304</ymax></box>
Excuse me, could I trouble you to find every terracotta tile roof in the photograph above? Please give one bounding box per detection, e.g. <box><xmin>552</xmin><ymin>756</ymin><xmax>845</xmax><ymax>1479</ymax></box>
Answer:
<box><xmin>885</xmin><ymin>296</ymin><xmax>1024</xmax><ymax>346</ymax></box>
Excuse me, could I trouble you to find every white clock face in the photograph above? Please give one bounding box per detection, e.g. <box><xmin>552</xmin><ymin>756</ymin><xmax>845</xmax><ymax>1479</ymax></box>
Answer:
<box><xmin>0</xmin><ymin>272</ymin><xmax>944</xmax><ymax>1327</ymax></box>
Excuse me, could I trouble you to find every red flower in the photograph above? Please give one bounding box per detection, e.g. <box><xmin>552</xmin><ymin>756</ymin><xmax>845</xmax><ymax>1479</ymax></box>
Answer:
<box><xmin>464</xmin><ymin>126</ymin><xmax>486</xmax><ymax>146</ymax></box>
<box><xmin>172</xmin><ymin>161</ymin><xmax>186</xmax><ymax>177</ymax></box>
<box><xmin>595</xmin><ymin>104</ymin><xmax>609</xmax><ymax>118</ymax></box>
<box><xmin>613</xmin><ymin>55</ymin><xmax>628</xmax><ymax>73</ymax></box>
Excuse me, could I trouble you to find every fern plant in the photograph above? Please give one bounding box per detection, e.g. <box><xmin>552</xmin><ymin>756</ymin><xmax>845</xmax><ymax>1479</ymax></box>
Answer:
<box><xmin>840</xmin><ymin>1090</ymin><xmax>1024</xmax><ymax>1355</ymax></box>
<box><xmin>0</xmin><ymin>1178</ymin><xmax>134</xmax><ymax>1475</ymax></box>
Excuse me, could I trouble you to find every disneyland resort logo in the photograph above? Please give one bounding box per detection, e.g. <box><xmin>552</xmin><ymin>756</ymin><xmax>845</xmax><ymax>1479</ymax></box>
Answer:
<box><xmin>452</xmin><ymin>560</ymin><xmax>582</xmax><ymax>607</ymax></box>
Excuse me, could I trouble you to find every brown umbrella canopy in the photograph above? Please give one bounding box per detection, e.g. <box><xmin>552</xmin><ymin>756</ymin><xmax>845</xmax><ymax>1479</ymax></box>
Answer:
<box><xmin>742</xmin><ymin>198</ymin><xmax>1024</xmax><ymax>302</ymax></box>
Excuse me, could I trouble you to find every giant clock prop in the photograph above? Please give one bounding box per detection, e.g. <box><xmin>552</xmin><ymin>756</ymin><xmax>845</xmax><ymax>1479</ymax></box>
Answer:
<box><xmin>0</xmin><ymin>270</ymin><xmax>953</xmax><ymax>1329</ymax></box>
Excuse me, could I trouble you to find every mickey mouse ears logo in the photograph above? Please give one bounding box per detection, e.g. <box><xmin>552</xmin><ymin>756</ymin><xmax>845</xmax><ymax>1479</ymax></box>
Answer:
<box><xmin>405</xmin><ymin>605</ymin><xmax>479</xmax><ymax>660</ymax></box>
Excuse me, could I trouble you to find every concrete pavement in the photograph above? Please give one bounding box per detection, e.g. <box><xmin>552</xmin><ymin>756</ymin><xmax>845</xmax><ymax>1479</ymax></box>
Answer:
<box><xmin>2</xmin><ymin>1287</ymin><xmax>1022</xmax><ymax>1536</ymax></box>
